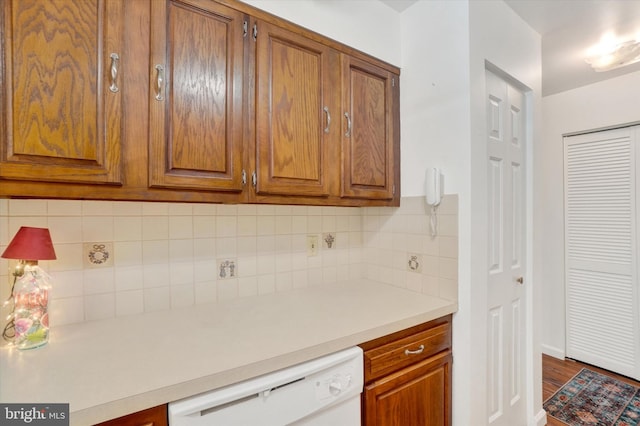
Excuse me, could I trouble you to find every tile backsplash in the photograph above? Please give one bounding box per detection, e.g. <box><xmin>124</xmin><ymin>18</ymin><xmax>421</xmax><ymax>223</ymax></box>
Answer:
<box><xmin>362</xmin><ymin>196</ymin><xmax>458</xmax><ymax>301</ymax></box>
<box><xmin>0</xmin><ymin>196</ymin><xmax>457</xmax><ymax>331</ymax></box>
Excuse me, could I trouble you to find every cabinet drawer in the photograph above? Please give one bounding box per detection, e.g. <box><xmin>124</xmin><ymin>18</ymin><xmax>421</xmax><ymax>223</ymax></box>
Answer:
<box><xmin>363</xmin><ymin>322</ymin><xmax>451</xmax><ymax>382</ymax></box>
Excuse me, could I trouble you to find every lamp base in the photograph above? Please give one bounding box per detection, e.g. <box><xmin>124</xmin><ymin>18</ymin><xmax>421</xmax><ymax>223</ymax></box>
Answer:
<box><xmin>13</xmin><ymin>265</ymin><xmax>50</xmax><ymax>350</ymax></box>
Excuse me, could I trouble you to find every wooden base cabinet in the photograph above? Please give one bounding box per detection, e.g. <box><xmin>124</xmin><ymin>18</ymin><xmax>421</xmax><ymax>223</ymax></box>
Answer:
<box><xmin>364</xmin><ymin>351</ymin><xmax>452</xmax><ymax>426</ymax></box>
<box><xmin>360</xmin><ymin>316</ymin><xmax>452</xmax><ymax>426</ymax></box>
<box><xmin>93</xmin><ymin>404</ymin><xmax>167</xmax><ymax>426</ymax></box>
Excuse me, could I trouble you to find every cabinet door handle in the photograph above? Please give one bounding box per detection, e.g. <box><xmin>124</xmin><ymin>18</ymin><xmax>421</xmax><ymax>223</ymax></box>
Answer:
<box><xmin>323</xmin><ymin>106</ymin><xmax>331</xmax><ymax>133</ymax></box>
<box><xmin>154</xmin><ymin>64</ymin><xmax>165</xmax><ymax>101</ymax></box>
<box><xmin>109</xmin><ymin>53</ymin><xmax>120</xmax><ymax>93</ymax></box>
<box><xmin>344</xmin><ymin>112</ymin><xmax>351</xmax><ymax>137</ymax></box>
<box><xmin>404</xmin><ymin>344</ymin><xmax>425</xmax><ymax>356</ymax></box>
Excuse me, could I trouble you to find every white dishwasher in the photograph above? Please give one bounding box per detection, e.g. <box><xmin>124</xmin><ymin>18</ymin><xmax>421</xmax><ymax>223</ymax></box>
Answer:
<box><xmin>168</xmin><ymin>346</ymin><xmax>363</xmax><ymax>426</ymax></box>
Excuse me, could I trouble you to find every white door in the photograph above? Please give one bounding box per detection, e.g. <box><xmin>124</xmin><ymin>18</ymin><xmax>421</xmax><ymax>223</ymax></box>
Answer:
<box><xmin>564</xmin><ymin>126</ymin><xmax>640</xmax><ymax>380</ymax></box>
<box><xmin>486</xmin><ymin>70</ymin><xmax>527</xmax><ymax>426</ymax></box>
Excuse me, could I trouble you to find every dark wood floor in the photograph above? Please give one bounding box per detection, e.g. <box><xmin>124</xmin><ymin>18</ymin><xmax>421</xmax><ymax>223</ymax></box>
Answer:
<box><xmin>542</xmin><ymin>354</ymin><xmax>640</xmax><ymax>426</ymax></box>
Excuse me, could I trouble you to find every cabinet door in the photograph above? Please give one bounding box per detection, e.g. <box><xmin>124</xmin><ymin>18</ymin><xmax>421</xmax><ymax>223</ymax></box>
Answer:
<box><xmin>254</xmin><ymin>20</ymin><xmax>340</xmax><ymax>197</ymax></box>
<box><xmin>364</xmin><ymin>351</ymin><xmax>452</xmax><ymax>426</ymax></box>
<box><xmin>149</xmin><ymin>0</ymin><xmax>245</xmax><ymax>191</ymax></box>
<box><xmin>342</xmin><ymin>56</ymin><xmax>397</xmax><ymax>200</ymax></box>
<box><xmin>0</xmin><ymin>0</ymin><xmax>124</xmax><ymax>184</ymax></box>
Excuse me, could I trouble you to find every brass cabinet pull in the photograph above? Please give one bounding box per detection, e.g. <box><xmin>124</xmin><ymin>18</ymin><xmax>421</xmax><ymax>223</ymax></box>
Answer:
<box><xmin>154</xmin><ymin>64</ymin><xmax>164</xmax><ymax>101</ymax></box>
<box><xmin>516</xmin><ymin>276</ymin><xmax>524</xmax><ymax>284</ymax></box>
<box><xmin>323</xmin><ymin>106</ymin><xmax>331</xmax><ymax>133</ymax></box>
<box><xmin>109</xmin><ymin>53</ymin><xmax>120</xmax><ymax>93</ymax></box>
<box><xmin>344</xmin><ymin>112</ymin><xmax>352</xmax><ymax>137</ymax></box>
<box><xmin>404</xmin><ymin>344</ymin><xmax>425</xmax><ymax>355</ymax></box>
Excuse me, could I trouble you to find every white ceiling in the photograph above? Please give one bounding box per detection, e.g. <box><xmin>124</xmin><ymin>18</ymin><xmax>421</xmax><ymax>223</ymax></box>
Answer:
<box><xmin>379</xmin><ymin>0</ymin><xmax>640</xmax><ymax>96</ymax></box>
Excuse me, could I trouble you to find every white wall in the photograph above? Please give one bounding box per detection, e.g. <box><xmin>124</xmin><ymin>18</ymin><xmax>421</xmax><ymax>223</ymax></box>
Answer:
<box><xmin>399</xmin><ymin>2</ymin><xmax>472</xmax><ymax>425</ymax></box>
<box><xmin>540</xmin><ymin>70</ymin><xmax>640</xmax><ymax>359</ymax></box>
<box><xmin>468</xmin><ymin>2</ymin><xmax>544</xmax><ymax>425</ymax></box>
<box><xmin>241</xmin><ymin>0</ymin><xmax>401</xmax><ymax>66</ymax></box>
<box><xmin>400</xmin><ymin>1</ymin><xmax>471</xmax><ymax>197</ymax></box>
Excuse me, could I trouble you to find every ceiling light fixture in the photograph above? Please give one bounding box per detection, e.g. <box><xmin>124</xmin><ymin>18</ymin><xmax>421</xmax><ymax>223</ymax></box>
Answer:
<box><xmin>585</xmin><ymin>35</ymin><xmax>640</xmax><ymax>72</ymax></box>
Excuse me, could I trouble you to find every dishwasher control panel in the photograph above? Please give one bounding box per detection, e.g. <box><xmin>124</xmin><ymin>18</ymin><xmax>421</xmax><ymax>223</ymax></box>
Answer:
<box><xmin>316</xmin><ymin>370</ymin><xmax>354</xmax><ymax>400</ymax></box>
<box><xmin>169</xmin><ymin>347</ymin><xmax>364</xmax><ymax>426</ymax></box>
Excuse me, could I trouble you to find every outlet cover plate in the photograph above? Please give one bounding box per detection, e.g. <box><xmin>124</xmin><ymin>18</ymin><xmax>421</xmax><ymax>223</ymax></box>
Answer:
<box><xmin>322</xmin><ymin>233</ymin><xmax>336</xmax><ymax>249</ymax></box>
<box><xmin>407</xmin><ymin>253</ymin><xmax>423</xmax><ymax>273</ymax></box>
<box><xmin>83</xmin><ymin>242</ymin><xmax>114</xmax><ymax>268</ymax></box>
<box><xmin>217</xmin><ymin>258</ymin><xmax>237</xmax><ymax>280</ymax></box>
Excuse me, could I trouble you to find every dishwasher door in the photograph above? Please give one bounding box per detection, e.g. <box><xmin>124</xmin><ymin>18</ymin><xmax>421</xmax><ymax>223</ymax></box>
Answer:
<box><xmin>168</xmin><ymin>347</ymin><xmax>363</xmax><ymax>426</ymax></box>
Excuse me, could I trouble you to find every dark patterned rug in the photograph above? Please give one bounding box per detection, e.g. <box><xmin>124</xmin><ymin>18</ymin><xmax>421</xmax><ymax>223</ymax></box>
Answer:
<box><xmin>544</xmin><ymin>368</ymin><xmax>640</xmax><ymax>425</ymax></box>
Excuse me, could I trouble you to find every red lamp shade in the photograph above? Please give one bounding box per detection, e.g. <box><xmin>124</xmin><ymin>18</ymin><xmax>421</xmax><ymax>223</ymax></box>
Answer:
<box><xmin>1</xmin><ymin>226</ymin><xmax>57</xmax><ymax>261</ymax></box>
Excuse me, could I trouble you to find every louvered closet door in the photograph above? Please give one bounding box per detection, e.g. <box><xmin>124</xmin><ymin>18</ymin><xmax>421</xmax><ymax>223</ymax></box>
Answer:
<box><xmin>564</xmin><ymin>126</ymin><xmax>640</xmax><ymax>380</ymax></box>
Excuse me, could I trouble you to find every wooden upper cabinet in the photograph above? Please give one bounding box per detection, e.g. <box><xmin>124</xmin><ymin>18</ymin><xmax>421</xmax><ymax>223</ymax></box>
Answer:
<box><xmin>254</xmin><ymin>20</ymin><xmax>340</xmax><ymax>197</ymax></box>
<box><xmin>0</xmin><ymin>0</ymin><xmax>124</xmax><ymax>184</ymax></box>
<box><xmin>341</xmin><ymin>55</ymin><xmax>397</xmax><ymax>200</ymax></box>
<box><xmin>148</xmin><ymin>0</ymin><xmax>245</xmax><ymax>192</ymax></box>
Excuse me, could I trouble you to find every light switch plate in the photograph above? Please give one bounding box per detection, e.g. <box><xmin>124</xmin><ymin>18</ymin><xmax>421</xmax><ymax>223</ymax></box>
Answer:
<box><xmin>307</xmin><ymin>235</ymin><xmax>319</xmax><ymax>256</ymax></box>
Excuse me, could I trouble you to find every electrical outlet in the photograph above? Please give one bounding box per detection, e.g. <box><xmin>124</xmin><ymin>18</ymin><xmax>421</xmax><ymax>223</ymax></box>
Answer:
<box><xmin>407</xmin><ymin>253</ymin><xmax>423</xmax><ymax>273</ymax></box>
<box><xmin>83</xmin><ymin>242</ymin><xmax>114</xmax><ymax>268</ymax></box>
<box><xmin>307</xmin><ymin>235</ymin><xmax>319</xmax><ymax>257</ymax></box>
<box><xmin>217</xmin><ymin>259</ymin><xmax>237</xmax><ymax>280</ymax></box>
<box><xmin>322</xmin><ymin>233</ymin><xmax>336</xmax><ymax>249</ymax></box>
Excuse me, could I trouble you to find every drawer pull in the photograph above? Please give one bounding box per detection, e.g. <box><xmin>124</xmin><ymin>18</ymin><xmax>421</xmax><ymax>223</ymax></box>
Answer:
<box><xmin>404</xmin><ymin>344</ymin><xmax>425</xmax><ymax>356</ymax></box>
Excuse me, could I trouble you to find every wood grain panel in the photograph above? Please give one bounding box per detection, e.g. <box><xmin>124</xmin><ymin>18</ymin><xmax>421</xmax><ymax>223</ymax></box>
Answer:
<box><xmin>350</xmin><ymin>68</ymin><xmax>386</xmax><ymax>187</ymax></box>
<box><xmin>169</xmin><ymin>3</ymin><xmax>227</xmax><ymax>172</ymax></box>
<box><xmin>0</xmin><ymin>0</ymin><xmax>124</xmax><ymax>183</ymax></box>
<box><xmin>148</xmin><ymin>0</ymin><xmax>245</xmax><ymax>192</ymax></box>
<box><xmin>254</xmin><ymin>20</ymin><xmax>339</xmax><ymax>197</ymax></box>
<box><xmin>270</xmin><ymin>38</ymin><xmax>321</xmax><ymax>181</ymax></box>
<box><xmin>93</xmin><ymin>404</ymin><xmax>167</xmax><ymax>426</ymax></box>
<box><xmin>364</xmin><ymin>323</ymin><xmax>451</xmax><ymax>382</ymax></box>
<box><xmin>11</xmin><ymin>0</ymin><xmax>98</xmax><ymax>160</ymax></box>
<box><xmin>364</xmin><ymin>351</ymin><xmax>452</xmax><ymax>426</ymax></box>
<box><xmin>341</xmin><ymin>55</ymin><xmax>395</xmax><ymax>200</ymax></box>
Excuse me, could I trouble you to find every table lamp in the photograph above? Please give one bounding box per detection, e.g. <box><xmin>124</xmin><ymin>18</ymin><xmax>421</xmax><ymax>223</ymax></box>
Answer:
<box><xmin>2</xmin><ymin>226</ymin><xmax>56</xmax><ymax>350</ymax></box>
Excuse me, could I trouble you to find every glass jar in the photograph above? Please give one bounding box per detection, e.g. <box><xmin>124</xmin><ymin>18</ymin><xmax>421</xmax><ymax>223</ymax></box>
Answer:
<box><xmin>13</xmin><ymin>264</ymin><xmax>51</xmax><ymax>350</ymax></box>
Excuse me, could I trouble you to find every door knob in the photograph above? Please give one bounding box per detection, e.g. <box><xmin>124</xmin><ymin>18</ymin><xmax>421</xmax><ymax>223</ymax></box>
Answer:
<box><xmin>516</xmin><ymin>276</ymin><xmax>524</xmax><ymax>284</ymax></box>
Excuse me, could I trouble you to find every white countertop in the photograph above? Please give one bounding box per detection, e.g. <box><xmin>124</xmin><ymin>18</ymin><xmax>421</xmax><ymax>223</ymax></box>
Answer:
<box><xmin>0</xmin><ymin>280</ymin><xmax>456</xmax><ymax>425</ymax></box>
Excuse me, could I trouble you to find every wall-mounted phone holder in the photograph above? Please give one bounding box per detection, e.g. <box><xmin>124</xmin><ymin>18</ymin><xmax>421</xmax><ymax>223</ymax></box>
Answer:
<box><xmin>425</xmin><ymin>167</ymin><xmax>442</xmax><ymax>207</ymax></box>
<box><xmin>425</xmin><ymin>168</ymin><xmax>444</xmax><ymax>237</ymax></box>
